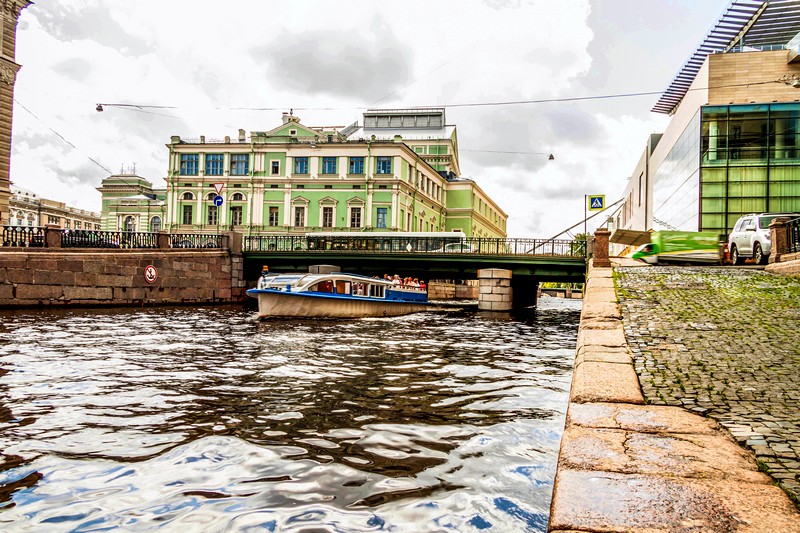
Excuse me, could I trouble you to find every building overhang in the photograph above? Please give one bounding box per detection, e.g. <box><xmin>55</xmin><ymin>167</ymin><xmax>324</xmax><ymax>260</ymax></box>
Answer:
<box><xmin>610</xmin><ymin>229</ymin><xmax>651</xmax><ymax>246</ymax></box>
<box><xmin>653</xmin><ymin>0</ymin><xmax>800</xmax><ymax>114</ymax></box>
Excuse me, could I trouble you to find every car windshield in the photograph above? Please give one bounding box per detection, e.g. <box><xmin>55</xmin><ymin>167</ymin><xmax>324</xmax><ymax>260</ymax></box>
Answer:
<box><xmin>759</xmin><ymin>215</ymin><xmax>782</xmax><ymax>229</ymax></box>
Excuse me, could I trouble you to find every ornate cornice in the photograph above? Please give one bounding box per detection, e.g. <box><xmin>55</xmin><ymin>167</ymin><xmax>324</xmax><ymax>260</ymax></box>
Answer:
<box><xmin>0</xmin><ymin>56</ymin><xmax>19</xmax><ymax>85</ymax></box>
<box><xmin>1</xmin><ymin>1</ymin><xmax>32</xmax><ymax>21</ymax></box>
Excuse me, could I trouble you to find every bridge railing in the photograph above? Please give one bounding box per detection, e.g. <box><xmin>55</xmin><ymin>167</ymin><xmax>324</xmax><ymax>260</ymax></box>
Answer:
<box><xmin>788</xmin><ymin>217</ymin><xmax>800</xmax><ymax>254</ymax></box>
<box><xmin>243</xmin><ymin>235</ymin><xmax>586</xmax><ymax>257</ymax></box>
<box><xmin>1</xmin><ymin>225</ymin><xmax>45</xmax><ymax>247</ymax></box>
<box><xmin>1</xmin><ymin>226</ymin><xmax>225</xmax><ymax>249</ymax></box>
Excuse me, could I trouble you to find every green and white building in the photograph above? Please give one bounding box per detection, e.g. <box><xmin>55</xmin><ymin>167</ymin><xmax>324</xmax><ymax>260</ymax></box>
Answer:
<box><xmin>98</xmin><ymin>109</ymin><xmax>507</xmax><ymax>239</ymax></box>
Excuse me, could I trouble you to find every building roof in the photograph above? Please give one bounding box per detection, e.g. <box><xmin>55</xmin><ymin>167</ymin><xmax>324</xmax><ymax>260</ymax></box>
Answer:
<box><xmin>653</xmin><ymin>0</ymin><xmax>800</xmax><ymax>114</ymax></box>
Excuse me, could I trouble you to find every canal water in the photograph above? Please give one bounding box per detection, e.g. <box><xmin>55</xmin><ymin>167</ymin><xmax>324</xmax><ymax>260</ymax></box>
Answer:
<box><xmin>0</xmin><ymin>298</ymin><xmax>580</xmax><ymax>532</ymax></box>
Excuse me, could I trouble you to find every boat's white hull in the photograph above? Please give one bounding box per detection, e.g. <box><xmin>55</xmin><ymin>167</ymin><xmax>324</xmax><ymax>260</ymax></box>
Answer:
<box><xmin>250</xmin><ymin>290</ymin><xmax>429</xmax><ymax>318</ymax></box>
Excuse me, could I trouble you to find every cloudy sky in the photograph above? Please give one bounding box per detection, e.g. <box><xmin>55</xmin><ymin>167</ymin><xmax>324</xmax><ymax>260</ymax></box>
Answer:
<box><xmin>11</xmin><ymin>0</ymin><xmax>725</xmax><ymax>237</ymax></box>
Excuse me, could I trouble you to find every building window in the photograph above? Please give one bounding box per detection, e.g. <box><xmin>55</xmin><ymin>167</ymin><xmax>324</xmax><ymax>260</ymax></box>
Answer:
<box><xmin>150</xmin><ymin>216</ymin><xmax>162</xmax><ymax>232</ymax></box>
<box><xmin>349</xmin><ymin>157</ymin><xmax>364</xmax><ymax>174</ymax></box>
<box><xmin>180</xmin><ymin>154</ymin><xmax>199</xmax><ymax>175</ymax></box>
<box><xmin>322</xmin><ymin>157</ymin><xmax>337</xmax><ymax>174</ymax></box>
<box><xmin>75</xmin><ymin>221</ymin><xmax>82</xmax><ymax>229</ymax></box>
<box><xmin>230</xmin><ymin>206</ymin><xmax>243</xmax><ymax>226</ymax></box>
<box><xmin>294</xmin><ymin>157</ymin><xmax>309</xmax><ymax>174</ymax></box>
<box><xmin>64</xmin><ymin>220</ymin><xmax>71</xmax><ymax>229</ymax></box>
<box><xmin>206</xmin><ymin>192</ymin><xmax>216</xmax><ymax>201</ymax></box>
<box><xmin>270</xmin><ymin>160</ymin><xmax>280</xmax><ymax>175</ymax></box>
<box><xmin>376</xmin><ymin>156</ymin><xmax>392</xmax><ymax>174</ymax></box>
<box><xmin>124</xmin><ymin>216</ymin><xmax>136</xmax><ymax>232</ymax></box>
<box><xmin>376</xmin><ymin>207</ymin><xmax>387</xmax><ymax>228</ymax></box>
<box><xmin>322</xmin><ymin>206</ymin><xmax>334</xmax><ymax>228</ymax></box>
<box><xmin>230</xmin><ymin>154</ymin><xmax>249</xmax><ymax>175</ymax></box>
<box><xmin>208</xmin><ymin>205</ymin><xmax>218</xmax><ymax>225</ymax></box>
<box><xmin>182</xmin><ymin>205</ymin><xmax>193</xmax><ymax>225</ymax></box>
<box><xmin>268</xmin><ymin>206</ymin><xmax>279</xmax><ymax>226</ymax></box>
<box><xmin>182</xmin><ymin>192</ymin><xmax>194</xmax><ymax>200</ymax></box>
<box><xmin>206</xmin><ymin>154</ymin><xmax>224</xmax><ymax>175</ymax></box>
<box><xmin>350</xmin><ymin>207</ymin><xmax>362</xmax><ymax>228</ymax></box>
<box><xmin>231</xmin><ymin>192</ymin><xmax>244</xmax><ymax>201</ymax></box>
<box><xmin>294</xmin><ymin>206</ymin><xmax>305</xmax><ymax>227</ymax></box>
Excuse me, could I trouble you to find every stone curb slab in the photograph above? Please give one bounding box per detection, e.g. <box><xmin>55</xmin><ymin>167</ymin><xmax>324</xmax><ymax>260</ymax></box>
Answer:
<box><xmin>566</xmin><ymin>402</ymin><xmax>720</xmax><ymax>435</ymax></box>
<box><xmin>558</xmin><ymin>426</ymin><xmax>770</xmax><ymax>483</ymax></box>
<box><xmin>550</xmin><ymin>469</ymin><xmax>800</xmax><ymax>532</ymax></box>
<box><xmin>576</xmin><ymin>326</ymin><xmax>627</xmax><ymax>348</ymax></box>
<box><xmin>574</xmin><ymin>346</ymin><xmax>632</xmax><ymax>366</ymax></box>
<box><xmin>570</xmin><ymin>361</ymin><xmax>645</xmax><ymax>404</ymax></box>
<box><xmin>581</xmin><ymin>301</ymin><xmax>621</xmax><ymax>319</ymax></box>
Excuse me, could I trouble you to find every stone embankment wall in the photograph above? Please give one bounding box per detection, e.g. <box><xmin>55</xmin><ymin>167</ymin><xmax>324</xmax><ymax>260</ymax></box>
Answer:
<box><xmin>548</xmin><ymin>256</ymin><xmax>800</xmax><ymax>531</ymax></box>
<box><xmin>427</xmin><ymin>280</ymin><xmax>478</xmax><ymax>300</ymax></box>
<box><xmin>0</xmin><ymin>250</ymin><xmax>246</xmax><ymax>308</ymax></box>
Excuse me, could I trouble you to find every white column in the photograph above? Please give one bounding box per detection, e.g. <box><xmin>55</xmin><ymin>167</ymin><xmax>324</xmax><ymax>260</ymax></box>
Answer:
<box><xmin>391</xmin><ymin>189</ymin><xmax>398</xmax><ymax>229</ymax></box>
<box><xmin>283</xmin><ymin>186</ymin><xmax>292</xmax><ymax>225</ymax></box>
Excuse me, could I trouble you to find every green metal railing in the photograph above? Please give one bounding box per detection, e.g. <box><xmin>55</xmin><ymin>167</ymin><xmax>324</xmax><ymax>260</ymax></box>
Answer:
<box><xmin>243</xmin><ymin>235</ymin><xmax>586</xmax><ymax>257</ymax></box>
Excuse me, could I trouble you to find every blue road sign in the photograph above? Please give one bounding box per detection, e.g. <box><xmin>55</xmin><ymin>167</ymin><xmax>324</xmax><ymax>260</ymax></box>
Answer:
<box><xmin>213</xmin><ymin>195</ymin><xmax>224</xmax><ymax>207</ymax></box>
<box><xmin>588</xmin><ymin>195</ymin><xmax>605</xmax><ymax>211</ymax></box>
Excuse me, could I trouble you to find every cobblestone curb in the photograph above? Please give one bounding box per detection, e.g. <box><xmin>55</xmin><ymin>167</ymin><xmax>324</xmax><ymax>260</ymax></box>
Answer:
<box><xmin>548</xmin><ymin>261</ymin><xmax>800</xmax><ymax>532</ymax></box>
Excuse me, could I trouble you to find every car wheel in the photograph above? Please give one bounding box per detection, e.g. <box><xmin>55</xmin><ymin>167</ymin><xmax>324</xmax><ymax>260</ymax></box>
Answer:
<box><xmin>731</xmin><ymin>245</ymin><xmax>744</xmax><ymax>265</ymax></box>
<box><xmin>754</xmin><ymin>243</ymin><xmax>767</xmax><ymax>265</ymax></box>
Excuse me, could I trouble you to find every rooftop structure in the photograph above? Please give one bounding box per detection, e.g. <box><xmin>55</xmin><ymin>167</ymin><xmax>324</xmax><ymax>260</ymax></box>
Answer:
<box><xmin>653</xmin><ymin>0</ymin><xmax>800</xmax><ymax>114</ymax></box>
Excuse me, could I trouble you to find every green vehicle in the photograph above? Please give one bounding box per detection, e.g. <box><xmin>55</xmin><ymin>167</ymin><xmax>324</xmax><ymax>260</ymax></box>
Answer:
<box><xmin>631</xmin><ymin>231</ymin><xmax>723</xmax><ymax>265</ymax></box>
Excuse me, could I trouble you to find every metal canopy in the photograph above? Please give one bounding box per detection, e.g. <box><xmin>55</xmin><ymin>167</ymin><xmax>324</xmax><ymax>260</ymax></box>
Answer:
<box><xmin>610</xmin><ymin>229</ymin><xmax>652</xmax><ymax>246</ymax></box>
<box><xmin>652</xmin><ymin>0</ymin><xmax>800</xmax><ymax>114</ymax></box>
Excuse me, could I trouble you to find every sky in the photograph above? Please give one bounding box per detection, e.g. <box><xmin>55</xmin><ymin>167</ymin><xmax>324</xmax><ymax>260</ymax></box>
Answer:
<box><xmin>10</xmin><ymin>0</ymin><xmax>727</xmax><ymax>238</ymax></box>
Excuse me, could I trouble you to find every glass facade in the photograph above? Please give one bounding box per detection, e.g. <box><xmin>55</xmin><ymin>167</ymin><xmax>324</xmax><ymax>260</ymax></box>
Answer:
<box><xmin>700</xmin><ymin>103</ymin><xmax>800</xmax><ymax>233</ymax></box>
<box><xmin>652</xmin><ymin>110</ymin><xmax>701</xmax><ymax>232</ymax></box>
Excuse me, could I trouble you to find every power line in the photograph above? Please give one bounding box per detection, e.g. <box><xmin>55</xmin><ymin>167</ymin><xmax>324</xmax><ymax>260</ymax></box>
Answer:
<box><xmin>94</xmin><ymin>78</ymin><xmax>786</xmax><ymax>114</ymax></box>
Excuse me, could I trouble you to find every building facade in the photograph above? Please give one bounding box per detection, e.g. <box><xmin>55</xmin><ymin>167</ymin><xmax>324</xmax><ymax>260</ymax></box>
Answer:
<box><xmin>613</xmin><ymin>0</ymin><xmax>800</xmax><ymax>249</ymax></box>
<box><xmin>96</xmin><ymin>173</ymin><xmax>166</xmax><ymax>232</ymax></box>
<box><xmin>0</xmin><ymin>1</ymin><xmax>31</xmax><ymax>226</ymax></box>
<box><xmin>9</xmin><ymin>185</ymin><xmax>100</xmax><ymax>230</ymax></box>
<box><xmin>156</xmin><ymin>109</ymin><xmax>507</xmax><ymax>238</ymax></box>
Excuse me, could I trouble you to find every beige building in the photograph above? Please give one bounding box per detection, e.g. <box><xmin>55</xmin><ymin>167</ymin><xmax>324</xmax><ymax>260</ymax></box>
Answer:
<box><xmin>9</xmin><ymin>185</ymin><xmax>101</xmax><ymax>230</ymax></box>
<box><xmin>0</xmin><ymin>1</ymin><xmax>31</xmax><ymax>226</ymax></box>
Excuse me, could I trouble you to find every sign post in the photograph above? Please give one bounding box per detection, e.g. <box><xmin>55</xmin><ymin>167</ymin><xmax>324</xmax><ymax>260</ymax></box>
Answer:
<box><xmin>585</xmin><ymin>195</ymin><xmax>605</xmax><ymax>256</ymax></box>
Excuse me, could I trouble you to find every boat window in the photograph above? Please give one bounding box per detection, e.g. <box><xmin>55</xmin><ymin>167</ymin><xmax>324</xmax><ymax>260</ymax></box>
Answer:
<box><xmin>335</xmin><ymin>280</ymin><xmax>351</xmax><ymax>295</ymax></box>
<box><xmin>352</xmin><ymin>282</ymin><xmax>365</xmax><ymax>296</ymax></box>
<box><xmin>310</xmin><ymin>280</ymin><xmax>334</xmax><ymax>293</ymax></box>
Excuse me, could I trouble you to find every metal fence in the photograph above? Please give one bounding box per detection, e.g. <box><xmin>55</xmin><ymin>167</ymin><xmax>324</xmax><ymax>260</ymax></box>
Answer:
<box><xmin>0</xmin><ymin>227</ymin><xmax>224</xmax><ymax>250</ymax></box>
<box><xmin>789</xmin><ymin>217</ymin><xmax>800</xmax><ymax>254</ymax></box>
<box><xmin>1</xmin><ymin>226</ymin><xmax>44</xmax><ymax>247</ymax></box>
<box><xmin>62</xmin><ymin>230</ymin><xmax>158</xmax><ymax>249</ymax></box>
<box><xmin>243</xmin><ymin>235</ymin><xmax>586</xmax><ymax>257</ymax></box>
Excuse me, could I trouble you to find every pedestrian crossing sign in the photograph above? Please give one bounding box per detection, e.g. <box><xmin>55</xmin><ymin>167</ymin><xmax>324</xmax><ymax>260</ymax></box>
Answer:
<box><xmin>588</xmin><ymin>195</ymin><xmax>605</xmax><ymax>211</ymax></box>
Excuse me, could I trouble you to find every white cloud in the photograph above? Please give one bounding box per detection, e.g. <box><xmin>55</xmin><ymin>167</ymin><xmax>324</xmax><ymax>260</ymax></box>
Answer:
<box><xmin>10</xmin><ymin>0</ymin><xmax>719</xmax><ymax>237</ymax></box>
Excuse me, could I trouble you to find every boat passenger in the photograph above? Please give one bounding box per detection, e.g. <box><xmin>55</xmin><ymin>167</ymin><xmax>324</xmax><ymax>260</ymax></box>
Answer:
<box><xmin>391</xmin><ymin>275</ymin><xmax>401</xmax><ymax>285</ymax></box>
<box><xmin>420</xmin><ymin>280</ymin><xmax>427</xmax><ymax>290</ymax></box>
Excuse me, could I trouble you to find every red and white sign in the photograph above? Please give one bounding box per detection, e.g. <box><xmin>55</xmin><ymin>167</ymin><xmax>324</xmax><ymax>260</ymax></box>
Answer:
<box><xmin>144</xmin><ymin>265</ymin><xmax>158</xmax><ymax>284</ymax></box>
<box><xmin>213</xmin><ymin>182</ymin><xmax>225</xmax><ymax>195</ymax></box>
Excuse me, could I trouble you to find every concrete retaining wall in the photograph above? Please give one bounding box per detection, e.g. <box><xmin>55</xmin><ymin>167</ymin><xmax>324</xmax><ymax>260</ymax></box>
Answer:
<box><xmin>0</xmin><ymin>249</ymin><xmax>246</xmax><ymax>308</ymax></box>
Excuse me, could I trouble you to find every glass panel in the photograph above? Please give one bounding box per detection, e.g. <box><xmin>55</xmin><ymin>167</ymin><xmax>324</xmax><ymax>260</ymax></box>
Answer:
<box><xmin>728</xmin><ymin>167</ymin><xmax>767</xmax><ymax>182</ymax></box>
<box><xmin>700</xmin><ymin>213</ymin><xmax>724</xmax><ymax>231</ymax></box>
<box><xmin>701</xmin><ymin>182</ymin><xmax>726</xmax><ymax>197</ymax></box>
<box><xmin>728</xmin><ymin>182</ymin><xmax>767</xmax><ymax>196</ymax></box>
<box><xmin>727</xmin><ymin>197</ymin><xmax>766</xmax><ymax>212</ymax></box>
<box><xmin>700</xmin><ymin>168</ymin><xmax>727</xmax><ymax>182</ymax></box>
<box><xmin>770</xmin><ymin>181</ymin><xmax>800</xmax><ymax>195</ymax></box>
<box><xmin>701</xmin><ymin>198</ymin><xmax>725</xmax><ymax>211</ymax></box>
<box><xmin>769</xmin><ymin>197</ymin><xmax>800</xmax><ymax>212</ymax></box>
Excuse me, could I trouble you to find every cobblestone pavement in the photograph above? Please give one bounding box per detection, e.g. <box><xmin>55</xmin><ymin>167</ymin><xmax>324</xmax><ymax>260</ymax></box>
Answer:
<box><xmin>615</xmin><ymin>266</ymin><xmax>800</xmax><ymax>505</ymax></box>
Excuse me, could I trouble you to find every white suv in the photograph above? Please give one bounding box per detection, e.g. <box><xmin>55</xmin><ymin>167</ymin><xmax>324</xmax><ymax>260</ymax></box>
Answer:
<box><xmin>728</xmin><ymin>213</ymin><xmax>797</xmax><ymax>265</ymax></box>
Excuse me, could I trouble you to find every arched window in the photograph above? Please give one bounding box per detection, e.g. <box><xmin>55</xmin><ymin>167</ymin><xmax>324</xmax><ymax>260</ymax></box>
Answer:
<box><xmin>231</xmin><ymin>192</ymin><xmax>245</xmax><ymax>201</ymax></box>
<box><xmin>206</xmin><ymin>192</ymin><xmax>216</xmax><ymax>201</ymax></box>
<box><xmin>124</xmin><ymin>216</ymin><xmax>136</xmax><ymax>232</ymax></box>
<box><xmin>150</xmin><ymin>216</ymin><xmax>162</xmax><ymax>232</ymax></box>
<box><xmin>182</xmin><ymin>192</ymin><xmax>194</xmax><ymax>201</ymax></box>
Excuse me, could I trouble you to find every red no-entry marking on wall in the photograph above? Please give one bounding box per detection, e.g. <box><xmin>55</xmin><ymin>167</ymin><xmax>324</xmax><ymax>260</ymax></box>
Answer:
<box><xmin>144</xmin><ymin>265</ymin><xmax>158</xmax><ymax>284</ymax></box>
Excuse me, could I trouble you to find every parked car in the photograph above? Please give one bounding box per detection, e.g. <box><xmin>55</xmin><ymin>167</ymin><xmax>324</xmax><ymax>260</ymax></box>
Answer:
<box><xmin>728</xmin><ymin>213</ymin><xmax>799</xmax><ymax>265</ymax></box>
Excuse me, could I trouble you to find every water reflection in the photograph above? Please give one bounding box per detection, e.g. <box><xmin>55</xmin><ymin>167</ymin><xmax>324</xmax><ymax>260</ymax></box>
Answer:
<box><xmin>0</xmin><ymin>298</ymin><xmax>579</xmax><ymax>531</ymax></box>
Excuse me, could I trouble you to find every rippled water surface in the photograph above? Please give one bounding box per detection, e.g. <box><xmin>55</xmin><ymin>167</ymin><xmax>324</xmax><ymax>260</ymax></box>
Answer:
<box><xmin>0</xmin><ymin>298</ymin><xmax>579</xmax><ymax>532</ymax></box>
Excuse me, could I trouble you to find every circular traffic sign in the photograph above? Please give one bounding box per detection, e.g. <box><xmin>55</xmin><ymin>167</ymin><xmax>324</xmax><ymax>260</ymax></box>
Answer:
<box><xmin>213</xmin><ymin>195</ymin><xmax>224</xmax><ymax>206</ymax></box>
<box><xmin>144</xmin><ymin>265</ymin><xmax>158</xmax><ymax>284</ymax></box>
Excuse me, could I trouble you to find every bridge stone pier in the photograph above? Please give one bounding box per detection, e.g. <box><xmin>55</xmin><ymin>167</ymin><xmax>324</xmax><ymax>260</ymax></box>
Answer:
<box><xmin>478</xmin><ymin>269</ymin><xmax>541</xmax><ymax>311</ymax></box>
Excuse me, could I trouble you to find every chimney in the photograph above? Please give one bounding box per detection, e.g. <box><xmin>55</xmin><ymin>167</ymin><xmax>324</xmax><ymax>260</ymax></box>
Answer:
<box><xmin>200</xmin><ymin>135</ymin><xmax>205</xmax><ymax>143</ymax></box>
<box><xmin>224</xmin><ymin>136</ymin><xmax>230</xmax><ymax>143</ymax></box>
<box><xmin>238</xmin><ymin>129</ymin><xmax>246</xmax><ymax>142</ymax></box>
<box><xmin>282</xmin><ymin>112</ymin><xmax>290</xmax><ymax>124</ymax></box>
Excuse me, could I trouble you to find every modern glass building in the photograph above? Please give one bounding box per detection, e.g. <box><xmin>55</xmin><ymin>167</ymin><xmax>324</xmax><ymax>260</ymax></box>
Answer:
<box><xmin>614</xmin><ymin>0</ymin><xmax>800</xmax><ymax>246</ymax></box>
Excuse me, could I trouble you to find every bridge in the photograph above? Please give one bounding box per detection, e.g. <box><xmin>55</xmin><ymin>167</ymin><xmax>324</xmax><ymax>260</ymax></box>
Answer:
<box><xmin>241</xmin><ymin>234</ymin><xmax>587</xmax><ymax>286</ymax></box>
<box><xmin>2</xmin><ymin>226</ymin><xmax>588</xmax><ymax>308</ymax></box>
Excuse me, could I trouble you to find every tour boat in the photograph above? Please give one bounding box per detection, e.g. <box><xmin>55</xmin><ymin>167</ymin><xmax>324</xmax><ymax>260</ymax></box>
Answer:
<box><xmin>246</xmin><ymin>272</ymin><xmax>430</xmax><ymax>318</ymax></box>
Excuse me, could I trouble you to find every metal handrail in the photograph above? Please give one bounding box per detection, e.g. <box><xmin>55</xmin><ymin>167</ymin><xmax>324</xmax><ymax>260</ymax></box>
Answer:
<box><xmin>62</xmin><ymin>230</ymin><xmax>157</xmax><ymax>249</ymax></box>
<box><xmin>788</xmin><ymin>217</ymin><xmax>800</xmax><ymax>254</ymax></box>
<box><xmin>1</xmin><ymin>225</ymin><xmax>45</xmax><ymax>247</ymax></box>
<box><xmin>243</xmin><ymin>235</ymin><xmax>586</xmax><ymax>257</ymax></box>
